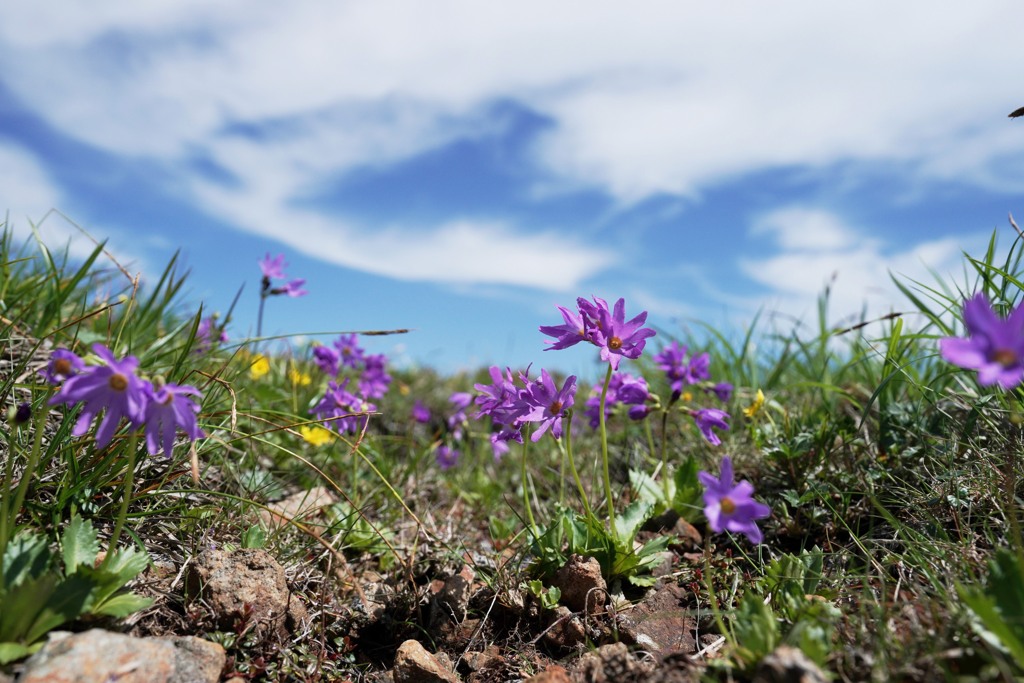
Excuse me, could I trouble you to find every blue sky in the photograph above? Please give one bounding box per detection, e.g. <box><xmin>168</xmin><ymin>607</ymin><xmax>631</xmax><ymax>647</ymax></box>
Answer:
<box><xmin>1</xmin><ymin>2</ymin><xmax>1023</xmax><ymax>380</ymax></box>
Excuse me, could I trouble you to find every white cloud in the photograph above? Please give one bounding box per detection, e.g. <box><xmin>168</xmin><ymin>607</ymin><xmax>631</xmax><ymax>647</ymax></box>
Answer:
<box><xmin>740</xmin><ymin>205</ymin><xmax>976</xmax><ymax>327</ymax></box>
<box><xmin>0</xmin><ymin>1</ymin><xmax>1020</xmax><ymax>288</ymax></box>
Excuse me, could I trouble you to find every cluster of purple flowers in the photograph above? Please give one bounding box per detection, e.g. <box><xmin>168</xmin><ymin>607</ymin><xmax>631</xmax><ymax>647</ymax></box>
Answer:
<box><xmin>194</xmin><ymin>315</ymin><xmax>228</xmax><ymax>353</ymax></box>
<box><xmin>43</xmin><ymin>344</ymin><xmax>205</xmax><ymax>457</ymax></box>
<box><xmin>540</xmin><ymin>296</ymin><xmax>656</xmax><ymax>370</ymax></box>
<box><xmin>309</xmin><ymin>333</ymin><xmax>392</xmax><ymax>435</ymax></box>
<box><xmin>583</xmin><ymin>372</ymin><xmax>651</xmax><ymax>428</ymax></box>
<box><xmin>474</xmin><ymin>366</ymin><xmax>578</xmax><ymax>460</ymax></box>
<box><xmin>259</xmin><ymin>253</ymin><xmax>307</xmax><ymax>299</ymax></box>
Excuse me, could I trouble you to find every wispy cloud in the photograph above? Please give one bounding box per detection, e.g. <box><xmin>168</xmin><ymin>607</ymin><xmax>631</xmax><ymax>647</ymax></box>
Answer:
<box><xmin>740</xmin><ymin>205</ymin><xmax>977</xmax><ymax>326</ymax></box>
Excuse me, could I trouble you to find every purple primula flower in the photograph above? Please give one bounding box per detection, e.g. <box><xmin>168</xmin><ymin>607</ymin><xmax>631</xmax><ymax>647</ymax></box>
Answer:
<box><xmin>436</xmin><ymin>445</ymin><xmax>460</xmax><ymax>470</ymax></box>
<box><xmin>939</xmin><ymin>293</ymin><xmax>1024</xmax><ymax>390</ymax></box>
<box><xmin>474</xmin><ymin>366</ymin><xmax>524</xmax><ymax>426</ymax></box>
<box><xmin>194</xmin><ymin>316</ymin><xmax>228</xmax><ymax>354</ymax></box>
<box><xmin>142</xmin><ymin>382</ymin><xmax>205</xmax><ymax>457</ymax></box>
<box><xmin>588</xmin><ymin>298</ymin><xmax>656</xmax><ymax>370</ymax></box>
<box><xmin>517</xmin><ymin>370</ymin><xmax>577</xmax><ymax>441</ymax></box>
<box><xmin>447</xmin><ymin>392</ymin><xmax>474</xmax><ymax>440</ymax></box>
<box><xmin>490</xmin><ymin>427</ymin><xmax>523</xmax><ymax>461</ymax></box>
<box><xmin>697</xmin><ymin>456</ymin><xmax>771</xmax><ymax>543</ymax></box>
<box><xmin>275</xmin><ymin>278</ymin><xmax>307</xmax><ymax>298</ymax></box>
<box><xmin>49</xmin><ymin>344</ymin><xmax>148</xmax><ymax>448</ymax></box>
<box><xmin>259</xmin><ymin>253</ymin><xmax>288</xmax><ymax>280</ymax></box>
<box><xmin>412</xmin><ymin>400</ymin><xmax>431</xmax><ymax>424</ymax></box>
<box><xmin>693</xmin><ymin>408</ymin><xmax>730</xmax><ymax>446</ymax></box>
<box><xmin>654</xmin><ymin>341</ymin><xmax>689</xmax><ymax>393</ymax></box>
<box><xmin>335</xmin><ymin>334</ymin><xmax>365</xmax><ymax>370</ymax></box>
<box><xmin>584</xmin><ymin>372</ymin><xmax>649</xmax><ymax>428</ymax></box>
<box><xmin>687</xmin><ymin>352</ymin><xmax>711</xmax><ymax>383</ymax></box>
<box><xmin>707</xmin><ymin>382</ymin><xmax>734</xmax><ymax>403</ymax></box>
<box><xmin>358</xmin><ymin>354</ymin><xmax>391</xmax><ymax>399</ymax></box>
<box><xmin>312</xmin><ymin>345</ymin><xmax>340</xmax><ymax>376</ymax></box>
<box><xmin>311</xmin><ymin>379</ymin><xmax>375</xmax><ymax>434</ymax></box>
<box><xmin>40</xmin><ymin>348</ymin><xmax>86</xmax><ymax>385</ymax></box>
<box><xmin>540</xmin><ymin>305</ymin><xmax>591</xmax><ymax>350</ymax></box>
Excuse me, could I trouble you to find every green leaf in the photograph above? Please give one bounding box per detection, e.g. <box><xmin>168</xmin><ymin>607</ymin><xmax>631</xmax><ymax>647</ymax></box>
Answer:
<box><xmin>241</xmin><ymin>523</ymin><xmax>268</xmax><ymax>549</ymax></box>
<box><xmin>0</xmin><ymin>641</ymin><xmax>36</xmax><ymax>665</ymax></box>
<box><xmin>2</xmin><ymin>531</ymin><xmax>52</xmax><ymax>590</ymax></box>
<box><xmin>61</xmin><ymin>514</ymin><xmax>99</xmax><ymax>572</ymax></box>
<box><xmin>76</xmin><ymin>545</ymin><xmax>149</xmax><ymax>611</ymax></box>
<box><xmin>671</xmin><ymin>457</ymin><xmax>704</xmax><ymax>520</ymax></box>
<box><xmin>0</xmin><ymin>575</ymin><xmax>58</xmax><ymax>642</ymax></box>
<box><xmin>90</xmin><ymin>592</ymin><xmax>154</xmax><ymax>618</ymax></box>
<box><xmin>960</xmin><ymin>549</ymin><xmax>1024</xmax><ymax>666</ymax></box>
<box><xmin>25</xmin><ymin>573</ymin><xmax>95</xmax><ymax>644</ymax></box>
<box><xmin>613</xmin><ymin>500</ymin><xmax>655</xmax><ymax>545</ymax></box>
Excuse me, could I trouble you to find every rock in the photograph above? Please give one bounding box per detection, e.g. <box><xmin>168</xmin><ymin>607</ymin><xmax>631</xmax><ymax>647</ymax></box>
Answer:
<box><xmin>434</xmin><ymin>564</ymin><xmax>475</xmax><ymax>623</ymax></box>
<box><xmin>752</xmin><ymin>645</ymin><xmax>829</xmax><ymax>683</ymax></box>
<box><xmin>260</xmin><ymin>486</ymin><xmax>337</xmax><ymax>530</ymax></box>
<box><xmin>185</xmin><ymin>547</ymin><xmax>303</xmax><ymax>638</ymax></box>
<box><xmin>392</xmin><ymin>639</ymin><xmax>459</xmax><ymax>683</ymax></box>
<box><xmin>17</xmin><ymin>629</ymin><xmax>224</xmax><ymax>683</ymax></box>
<box><xmin>575</xmin><ymin>642</ymin><xmax>652</xmax><ymax>683</ymax></box>
<box><xmin>542</xmin><ymin>605</ymin><xmax>587</xmax><ymax>650</ymax></box>
<box><xmin>524</xmin><ymin>664</ymin><xmax>572</xmax><ymax>682</ymax></box>
<box><xmin>550</xmin><ymin>555</ymin><xmax>607</xmax><ymax>615</ymax></box>
<box><xmin>615</xmin><ymin>583</ymin><xmax>698</xmax><ymax>656</ymax></box>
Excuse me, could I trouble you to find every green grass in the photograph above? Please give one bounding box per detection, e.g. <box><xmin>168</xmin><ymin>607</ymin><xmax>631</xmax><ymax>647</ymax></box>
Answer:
<box><xmin>3</xmin><ymin>216</ymin><xmax>1024</xmax><ymax>681</ymax></box>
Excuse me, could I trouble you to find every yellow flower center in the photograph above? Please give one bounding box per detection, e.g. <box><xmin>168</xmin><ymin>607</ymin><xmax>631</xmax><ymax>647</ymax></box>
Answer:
<box><xmin>549</xmin><ymin>400</ymin><xmax>563</xmax><ymax>415</ymax></box>
<box><xmin>608</xmin><ymin>336</ymin><xmax>623</xmax><ymax>351</ymax></box>
<box><xmin>108</xmin><ymin>373</ymin><xmax>128</xmax><ymax>392</ymax></box>
<box><xmin>54</xmin><ymin>358</ymin><xmax>72</xmax><ymax>376</ymax></box>
<box><xmin>720</xmin><ymin>496</ymin><xmax>736</xmax><ymax>514</ymax></box>
<box><xmin>993</xmin><ymin>348</ymin><xmax>1018</xmax><ymax>368</ymax></box>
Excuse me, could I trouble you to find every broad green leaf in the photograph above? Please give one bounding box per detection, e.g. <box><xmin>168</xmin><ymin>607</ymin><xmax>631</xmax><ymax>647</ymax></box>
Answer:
<box><xmin>613</xmin><ymin>500</ymin><xmax>655</xmax><ymax>544</ymax></box>
<box><xmin>90</xmin><ymin>592</ymin><xmax>154</xmax><ymax>618</ymax></box>
<box><xmin>0</xmin><ymin>641</ymin><xmax>35</xmax><ymax>665</ymax></box>
<box><xmin>241</xmin><ymin>523</ymin><xmax>268</xmax><ymax>549</ymax></box>
<box><xmin>0</xmin><ymin>575</ymin><xmax>58</xmax><ymax>642</ymax></box>
<box><xmin>61</xmin><ymin>514</ymin><xmax>99</xmax><ymax>572</ymax></box>
<box><xmin>2</xmin><ymin>532</ymin><xmax>52</xmax><ymax>590</ymax></box>
<box><xmin>25</xmin><ymin>574</ymin><xmax>95</xmax><ymax>644</ymax></box>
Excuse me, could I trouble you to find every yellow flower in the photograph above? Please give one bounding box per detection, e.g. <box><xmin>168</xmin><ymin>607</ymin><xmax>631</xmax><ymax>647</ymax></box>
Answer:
<box><xmin>743</xmin><ymin>389</ymin><xmax>765</xmax><ymax>419</ymax></box>
<box><xmin>288</xmin><ymin>362</ymin><xmax>311</xmax><ymax>386</ymax></box>
<box><xmin>680</xmin><ymin>391</ymin><xmax>693</xmax><ymax>403</ymax></box>
<box><xmin>249</xmin><ymin>354</ymin><xmax>270</xmax><ymax>380</ymax></box>
<box><xmin>299</xmin><ymin>425</ymin><xmax>334</xmax><ymax>446</ymax></box>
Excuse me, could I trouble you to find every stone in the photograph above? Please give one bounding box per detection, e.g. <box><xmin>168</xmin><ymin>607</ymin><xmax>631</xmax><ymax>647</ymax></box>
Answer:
<box><xmin>17</xmin><ymin>629</ymin><xmax>224</xmax><ymax>683</ymax></box>
<box><xmin>575</xmin><ymin>642</ymin><xmax>652</xmax><ymax>683</ymax></box>
<box><xmin>542</xmin><ymin>605</ymin><xmax>587</xmax><ymax>650</ymax></box>
<box><xmin>185</xmin><ymin>547</ymin><xmax>300</xmax><ymax>638</ymax></box>
<box><xmin>392</xmin><ymin>639</ymin><xmax>459</xmax><ymax>683</ymax></box>
<box><xmin>550</xmin><ymin>555</ymin><xmax>607</xmax><ymax>615</ymax></box>
<box><xmin>752</xmin><ymin>645</ymin><xmax>829</xmax><ymax>683</ymax></box>
<box><xmin>615</xmin><ymin>583</ymin><xmax>698</xmax><ymax>656</ymax></box>
<box><xmin>524</xmin><ymin>664</ymin><xmax>573</xmax><ymax>682</ymax></box>
<box><xmin>260</xmin><ymin>486</ymin><xmax>337</xmax><ymax>530</ymax></box>
<box><xmin>435</xmin><ymin>564</ymin><xmax>475</xmax><ymax>622</ymax></box>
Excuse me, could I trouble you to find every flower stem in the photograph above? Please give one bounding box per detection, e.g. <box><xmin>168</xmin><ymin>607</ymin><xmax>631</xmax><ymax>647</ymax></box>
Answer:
<box><xmin>256</xmin><ymin>292</ymin><xmax>266</xmax><ymax>339</ymax></box>
<box><xmin>4</xmin><ymin>403</ymin><xmax>49</xmax><ymax>560</ymax></box>
<box><xmin>561</xmin><ymin>411</ymin><xmax>593</xmax><ymax>521</ymax></box>
<box><xmin>521</xmin><ymin>432</ymin><xmax>536</xmax><ymax>531</ymax></box>
<box><xmin>598</xmin><ymin>364</ymin><xmax>616</xmax><ymax>539</ymax></box>
<box><xmin>103</xmin><ymin>431</ymin><xmax>139</xmax><ymax>568</ymax></box>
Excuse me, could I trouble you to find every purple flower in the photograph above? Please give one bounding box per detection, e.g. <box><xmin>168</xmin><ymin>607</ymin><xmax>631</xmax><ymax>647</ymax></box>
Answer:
<box><xmin>49</xmin><ymin>344</ymin><xmax>148</xmax><ymax>448</ymax></box>
<box><xmin>142</xmin><ymin>382</ymin><xmax>205</xmax><ymax>457</ymax></box>
<box><xmin>335</xmin><ymin>334</ymin><xmax>365</xmax><ymax>370</ymax></box>
<box><xmin>707</xmin><ymin>382</ymin><xmax>733</xmax><ymax>403</ymax></box>
<box><xmin>584</xmin><ymin>372</ymin><xmax>649</xmax><ymax>428</ymax></box>
<box><xmin>274</xmin><ymin>278</ymin><xmax>307</xmax><ymax>298</ymax></box>
<box><xmin>697</xmin><ymin>456</ymin><xmax>771</xmax><ymax>543</ymax></box>
<box><xmin>194</xmin><ymin>316</ymin><xmax>228</xmax><ymax>353</ymax></box>
<box><xmin>517</xmin><ymin>370</ymin><xmax>577</xmax><ymax>441</ymax></box>
<box><xmin>687</xmin><ymin>352</ymin><xmax>711</xmax><ymax>383</ymax></box>
<box><xmin>540</xmin><ymin>305</ymin><xmax>591</xmax><ymax>350</ymax></box>
<box><xmin>655</xmin><ymin>342</ymin><xmax>709</xmax><ymax>394</ymax></box>
<box><xmin>259</xmin><ymin>253</ymin><xmax>288</xmax><ymax>280</ymax></box>
<box><xmin>412</xmin><ymin>400</ymin><xmax>431</xmax><ymax>424</ymax></box>
<box><xmin>490</xmin><ymin>427</ymin><xmax>523</xmax><ymax>461</ymax></box>
<box><xmin>358</xmin><ymin>354</ymin><xmax>391</xmax><ymax>399</ymax></box>
<box><xmin>447</xmin><ymin>391</ymin><xmax>473</xmax><ymax>440</ymax></box>
<box><xmin>939</xmin><ymin>293</ymin><xmax>1024</xmax><ymax>390</ymax></box>
<box><xmin>312</xmin><ymin>345</ymin><xmax>340</xmax><ymax>376</ymax></box>
<box><xmin>436</xmin><ymin>445</ymin><xmax>460</xmax><ymax>470</ymax></box>
<box><xmin>588</xmin><ymin>298</ymin><xmax>656</xmax><ymax>370</ymax></box>
<box><xmin>474</xmin><ymin>366</ymin><xmax>524</xmax><ymax>426</ymax></box>
<box><xmin>40</xmin><ymin>348</ymin><xmax>85</xmax><ymax>385</ymax></box>
<box><xmin>311</xmin><ymin>379</ymin><xmax>375</xmax><ymax>434</ymax></box>
<box><xmin>693</xmin><ymin>408</ymin><xmax>730</xmax><ymax>446</ymax></box>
